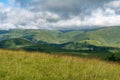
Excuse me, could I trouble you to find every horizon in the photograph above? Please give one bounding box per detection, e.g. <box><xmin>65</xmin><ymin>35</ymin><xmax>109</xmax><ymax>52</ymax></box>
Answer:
<box><xmin>0</xmin><ymin>26</ymin><xmax>120</xmax><ymax>32</ymax></box>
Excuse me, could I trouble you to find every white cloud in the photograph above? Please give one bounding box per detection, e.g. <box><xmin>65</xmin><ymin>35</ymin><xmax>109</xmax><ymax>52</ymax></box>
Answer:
<box><xmin>0</xmin><ymin>3</ymin><xmax>3</xmax><ymax>7</ymax></box>
<box><xmin>86</xmin><ymin>8</ymin><xmax>120</xmax><ymax>26</ymax></box>
<box><xmin>40</xmin><ymin>8</ymin><xmax>120</xmax><ymax>29</ymax></box>
<box><xmin>0</xmin><ymin>23</ymin><xmax>16</xmax><ymax>30</ymax></box>
<box><xmin>0</xmin><ymin>3</ymin><xmax>62</xmax><ymax>30</ymax></box>
<box><xmin>105</xmin><ymin>0</ymin><xmax>120</xmax><ymax>8</ymax></box>
<box><xmin>0</xmin><ymin>1</ymin><xmax>120</xmax><ymax>30</ymax></box>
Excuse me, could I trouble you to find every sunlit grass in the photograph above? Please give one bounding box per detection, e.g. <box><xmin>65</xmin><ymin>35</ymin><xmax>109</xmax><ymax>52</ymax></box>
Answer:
<box><xmin>0</xmin><ymin>49</ymin><xmax>120</xmax><ymax>80</ymax></box>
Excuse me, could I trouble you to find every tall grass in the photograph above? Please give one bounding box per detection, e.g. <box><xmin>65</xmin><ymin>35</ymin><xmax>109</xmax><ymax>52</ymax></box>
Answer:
<box><xmin>0</xmin><ymin>49</ymin><xmax>120</xmax><ymax>80</ymax></box>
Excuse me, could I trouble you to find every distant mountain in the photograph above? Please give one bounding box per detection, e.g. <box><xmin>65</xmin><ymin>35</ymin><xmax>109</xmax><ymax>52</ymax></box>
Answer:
<box><xmin>0</xmin><ymin>38</ymin><xmax>34</xmax><ymax>49</ymax></box>
<box><xmin>0</xmin><ymin>37</ymin><xmax>119</xmax><ymax>61</ymax></box>
<box><xmin>0</xmin><ymin>38</ymin><xmax>65</xmax><ymax>53</ymax></box>
<box><xmin>86</xmin><ymin>26</ymin><xmax>120</xmax><ymax>47</ymax></box>
<box><xmin>0</xmin><ymin>38</ymin><xmax>119</xmax><ymax>54</ymax></box>
<box><xmin>0</xmin><ymin>26</ymin><xmax>119</xmax><ymax>61</ymax></box>
<box><xmin>0</xmin><ymin>26</ymin><xmax>119</xmax><ymax>48</ymax></box>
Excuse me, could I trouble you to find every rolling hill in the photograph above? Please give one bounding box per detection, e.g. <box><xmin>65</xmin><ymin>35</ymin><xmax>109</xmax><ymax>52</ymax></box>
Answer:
<box><xmin>0</xmin><ymin>38</ymin><xmax>120</xmax><ymax>61</ymax></box>
<box><xmin>0</xmin><ymin>38</ymin><xmax>34</xmax><ymax>49</ymax></box>
<box><xmin>0</xmin><ymin>26</ymin><xmax>119</xmax><ymax>48</ymax></box>
<box><xmin>0</xmin><ymin>26</ymin><xmax>119</xmax><ymax>60</ymax></box>
<box><xmin>87</xmin><ymin>26</ymin><xmax>120</xmax><ymax>47</ymax></box>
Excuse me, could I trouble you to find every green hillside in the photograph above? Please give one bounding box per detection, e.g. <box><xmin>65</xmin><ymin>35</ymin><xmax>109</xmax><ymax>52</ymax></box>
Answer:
<box><xmin>0</xmin><ymin>38</ymin><xmax>120</xmax><ymax>61</ymax></box>
<box><xmin>0</xmin><ymin>26</ymin><xmax>119</xmax><ymax>49</ymax></box>
<box><xmin>87</xmin><ymin>26</ymin><xmax>120</xmax><ymax>47</ymax></box>
<box><xmin>0</xmin><ymin>27</ymin><xmax>120</xmax><ymax>79</ymax></box>
<box><xmin>0</xmin><ymin>50</ymin><xmax>120</xmax><ymax>80</ymax></box>
<box><xmin>0</xmin><ymin>27</ymin><xmax>120</xmax><ymax>61</ymax></box>
<box><xmin>0</xmin><ymin>26</ymin><xmax>119</xmax><ymax>58</ymax></box>
<box><xmin>0</xmin><ymin>38</ymin><xmax>34</xmax><ymax>49</ymax></box>
<box><xmin>0</xmin><ymin>38</ymin><xmax>67</xmax><ymax>53</ymax></box>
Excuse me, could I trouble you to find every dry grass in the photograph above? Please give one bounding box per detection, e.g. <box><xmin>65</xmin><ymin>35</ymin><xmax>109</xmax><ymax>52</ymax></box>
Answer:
<box><xmin>0</xmin><ymin>49</ymin><xmax>120</xmax><ymax>80</ymax></box>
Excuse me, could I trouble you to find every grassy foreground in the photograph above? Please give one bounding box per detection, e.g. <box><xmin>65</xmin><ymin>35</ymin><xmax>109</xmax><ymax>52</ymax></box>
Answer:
<box><xmin>0</xmin><ymin>50</ymin><xmax>120</xmax><ymax>80</ymax></box>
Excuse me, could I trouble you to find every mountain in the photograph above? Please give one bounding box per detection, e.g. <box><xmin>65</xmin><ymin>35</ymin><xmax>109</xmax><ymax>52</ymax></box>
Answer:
<box><xmin>0</xmin><ymin>38</ymin><xmax>34</xmax><ymax>49</ymax></box>
<box><xmin>0</xmin><ymin>26</ymin><xmax>120</xmax><ymax>61</ymax></box>
<box><xmin>0</xmin><ymin>26</ymin><xmax>119</xmax><ymax>48</ymax></box>
<box><xmin>0</xmin><ymin>38</ymin><xmax>66</xmax><ymax>53</ymax></box>
<box><xmin>86</xmin><ymin>26</ymin><xmax>120</xmax><ymax>47</ymax></box>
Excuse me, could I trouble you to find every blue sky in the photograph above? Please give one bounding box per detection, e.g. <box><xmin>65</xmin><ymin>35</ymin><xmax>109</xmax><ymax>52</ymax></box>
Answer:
<box><xmin>0</xmin><ymin>0</ymin><xmax>14</xmax><ymax>7</ymax></box>
<box><xmin>0</xmin><ymin>0</ymin><xmax>8</xmax><ymax>3</ymax></box>
<box><xmin>0</xmin><ymin>0</ymin><xmax>8</xmax><ymax>5</ymax></box>
<box><xmin>0</xmin><ymin>0</ymin><xmax>120</xmax><ymax>30</ymax></box>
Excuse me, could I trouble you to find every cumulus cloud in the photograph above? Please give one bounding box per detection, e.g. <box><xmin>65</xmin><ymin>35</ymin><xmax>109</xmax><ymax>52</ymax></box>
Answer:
<box><xmin>105</xmin><ymin>0</ymin><xmax>120</xmax><ymax>8</ymax></box>
<box><xmin>14</xmin><ymin>0</ymin><xmax>111</xmax><ymax>14</ymax></box>
<box><xmin>0</xmin><ymin>3</ymin><xmax>62</xmax><ymax>30</ymax></box>
<box><xmin>40</xmin><ymin>8</ymin><xmax>120</xmax><ymax>30</ymax></box>
<box><xmin>0</xmin><ymin>3</ymin><xmax>3</xmax><ymax>7</ymax></box>
<box><xmin>0</xmin><ymin>0</ymin><xmax>120</xmax><ymax>30</ymax></box>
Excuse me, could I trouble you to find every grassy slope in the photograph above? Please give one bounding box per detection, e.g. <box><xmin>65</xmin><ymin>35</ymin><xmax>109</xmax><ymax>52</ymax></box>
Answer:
<box><xmin>0</xmin><ymin>26</ymin><xmax>119</xmax><ymax>47</ymax></box>
<box><xmin>87</xmin><ymin>26</ymin><xmax>120</xmax><ymax>47</ymax></box>
<box><xmin>0</xmin><ymin>50</ymin><xmax>120</xmax><ymax>80</ymax></box>
<box><xmin>0</xmin><ymin>38</ymin><xmax>34</xmax><ymax>49</ymax></box>
<box><xmin>0</xmin><ymin>29</ymin><xmax>61</xmax><ymax>44</ymax></box>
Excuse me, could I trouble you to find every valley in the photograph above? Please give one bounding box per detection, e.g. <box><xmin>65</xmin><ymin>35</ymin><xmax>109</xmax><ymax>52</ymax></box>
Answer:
<box><xmin>0</xmin><ymin>26</ymin><xmax>120</xmax><ymax>62</ymax></box>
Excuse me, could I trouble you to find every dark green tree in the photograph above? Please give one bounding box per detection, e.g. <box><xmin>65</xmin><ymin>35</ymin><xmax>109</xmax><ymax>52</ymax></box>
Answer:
<box><xmin>108</xmin><ymin>54</ymin><xmax>116</xmax><ymax>62</ymax></box>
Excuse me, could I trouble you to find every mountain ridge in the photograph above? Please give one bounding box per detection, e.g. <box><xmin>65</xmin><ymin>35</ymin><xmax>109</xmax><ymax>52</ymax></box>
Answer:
<box><xmin>0</xmin><ymin>26</ymin><xmax>119</xmax><ymax>47</ymax></box>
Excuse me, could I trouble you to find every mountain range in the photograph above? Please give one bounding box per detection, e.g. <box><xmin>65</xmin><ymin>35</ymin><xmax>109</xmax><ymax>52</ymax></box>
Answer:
<box><xmin>0</xmin><ymin>26</ymin><xmax>119</xmax><ymax>46</ymax></box>
<box><xmin>0</xmin><ymin>26</ymin><xmax>120</xmax><ymax>60</ymax></box>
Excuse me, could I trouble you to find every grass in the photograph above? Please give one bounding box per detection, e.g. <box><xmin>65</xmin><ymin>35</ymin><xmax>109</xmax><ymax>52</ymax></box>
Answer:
<box><xmin>0</xmin><ymin>49</ymin><xmax>120</xmax><ymax>80</ymax></box>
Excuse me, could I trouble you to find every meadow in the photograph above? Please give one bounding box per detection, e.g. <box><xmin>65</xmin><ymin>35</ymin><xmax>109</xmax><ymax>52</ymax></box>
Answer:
<box><xmin>0</xmin><ymin>49</ymin><xmax>120</xmax><ymax>80</ymax></box>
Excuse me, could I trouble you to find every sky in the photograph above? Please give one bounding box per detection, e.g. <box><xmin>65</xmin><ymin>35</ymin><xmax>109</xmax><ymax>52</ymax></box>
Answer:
<box><xmin>0</xmin><ymin>0</ymin><xmax>120</xmax><ymax>30</ymax></box>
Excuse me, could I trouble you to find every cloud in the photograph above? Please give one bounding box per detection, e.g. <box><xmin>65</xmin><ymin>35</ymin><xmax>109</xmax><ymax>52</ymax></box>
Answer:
<box><xmin>40</xmin><ymin>8</ymin><xmax>120</xmax><ymax>30</ymax></box>
<box><xmin>0</xmin><ymin>3</ymin><xmax>62</xmax><ymax>30</ymax></box>
<box><xmin>85</xmin><ymin>8</ymin><xmax>120</xmax><ymax>27</ymax></box>
<box><xmin>0</xmin><ymin>3</ymin><xmax>3</xmax><ymax>7</ymax></box>
<box><xmin>14</xmin><ymin>0</ymin><xmax>111</xmax><ymax>14</ymax></box>
<box><xmin>0</xmin><ymin>0</ymin><xmax>120</xmax><ymax>30</ymax></box>
<box><xmin>105</xmin><ymin>0</ymin><xmax>120</xmax><ymax>8</ymax></box>
<box><xmin>0</xmin><ymin>23</ymin><xmax>16</xmax><ymax>30</ymax></box>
